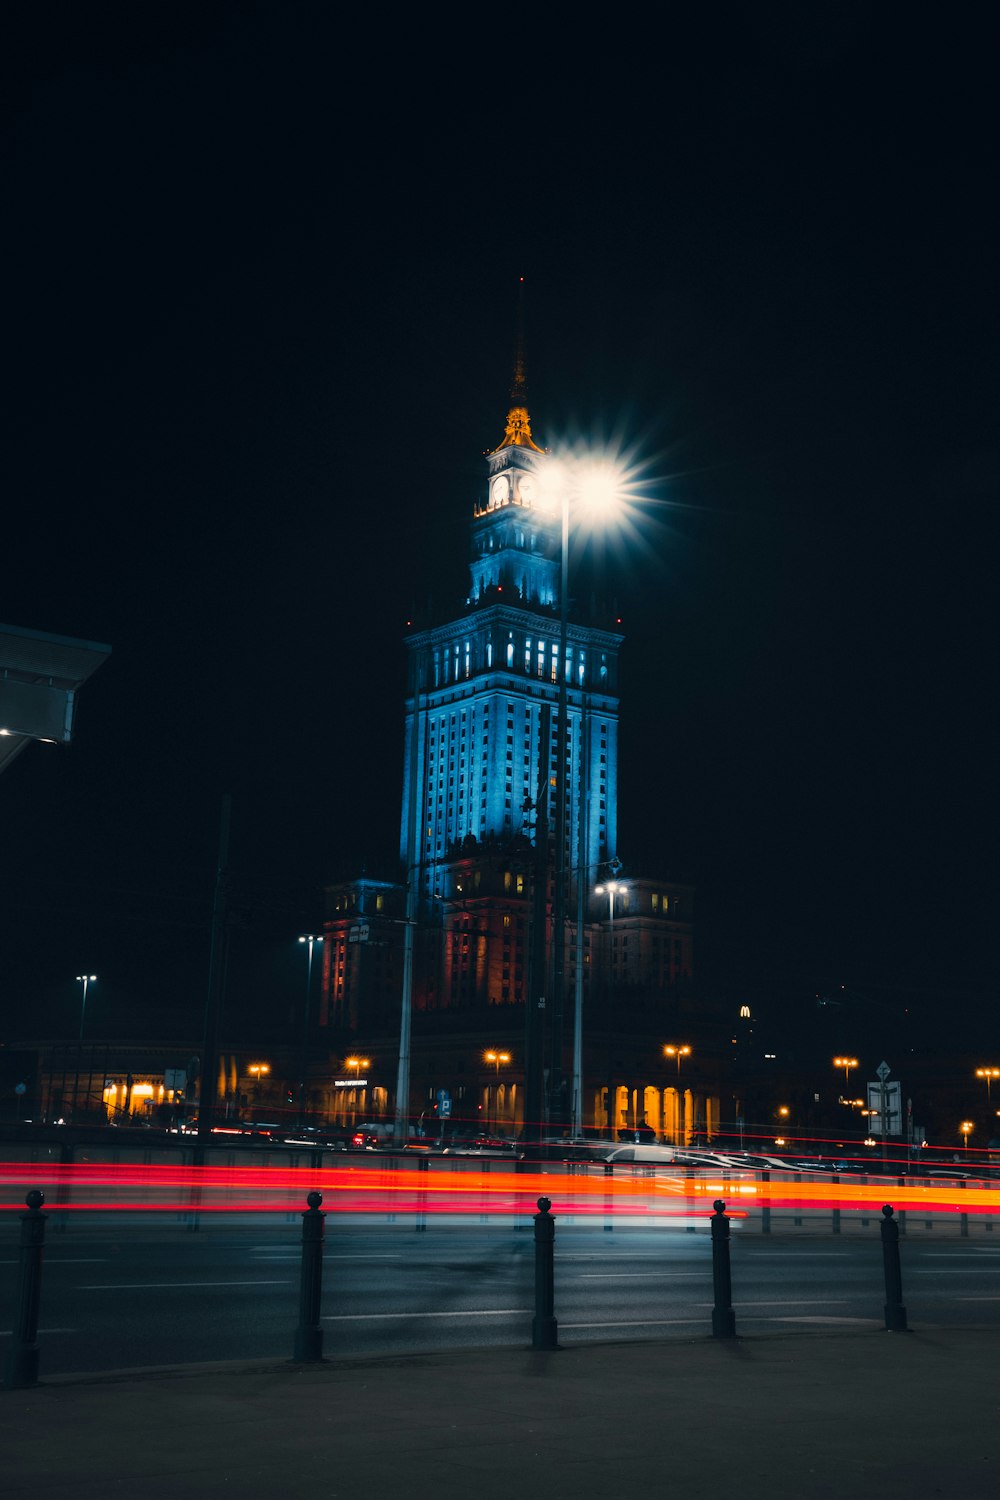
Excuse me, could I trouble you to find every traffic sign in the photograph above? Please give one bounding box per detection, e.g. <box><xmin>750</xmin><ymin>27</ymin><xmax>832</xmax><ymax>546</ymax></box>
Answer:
<box><xmin>876</xmin><ymin>1060</ymin><xmax>891</xmax><ymax>1082</ymax></box>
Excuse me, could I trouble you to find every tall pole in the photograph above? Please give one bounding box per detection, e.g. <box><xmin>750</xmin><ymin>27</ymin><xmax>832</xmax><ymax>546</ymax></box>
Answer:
<box><xmin>76</xmin><ymin>975</ymin><xmax>96</xmax><ymax>1042</ymax></box>
<box><xmin>549</xmin><ymin>494</ymin><xmax>570</xmax><ymax>1128</ymax></box>
<box><xmin>394</xmin><ymin>649</ymin><xmax>423</xmax><ymax>1149</ymax></box>
<box><xmin>197</xmin><ymin>794</ymin><xmax>231</xmax><ymax>1149</ymax></box>
<box><xmin>595</xmin><ymin>880</ymin><xmax>624</xmax><ymax>1137</ymax></box>
<box><xmin>571</xmin><ymin>706</ymin><xmax>590</xmax><ymax>1137</ymax></box>
<box><xmin>73</xmin><ymin>974</ymin><xmax>96</xmax><ymax>1122</ymax></box>
<box><xmin>524</xmin><ymin>703</ymin><xmax>552</xmax><ymax>1157</ymax></box>
<box><xmin>297</xmin><ymin>935</ymin><xmax>323</xmax><ymax>1128</ymax></box>
<box><xmin>606</xmin><ymin>886</ymin><xmax>616</xmax><ymax>1136</ymax></box>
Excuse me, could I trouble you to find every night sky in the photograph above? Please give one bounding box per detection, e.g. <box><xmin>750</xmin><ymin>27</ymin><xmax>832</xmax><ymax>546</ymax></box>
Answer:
<box><xmin>2</xmin><ymin>6</ymin><xmax>996</xmax><ymax>1056</ymax></box>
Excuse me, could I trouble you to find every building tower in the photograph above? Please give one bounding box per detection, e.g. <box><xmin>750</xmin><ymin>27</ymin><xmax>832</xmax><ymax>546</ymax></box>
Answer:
<box><xmin>321</xmin><ymin>356</ymin><xmax>700</xmax><ymax>1145</ymax></box>
<box><xmin>399</xmin><ymin>393</ymin><xmax>623</xmax><ymax>905</ymax></box>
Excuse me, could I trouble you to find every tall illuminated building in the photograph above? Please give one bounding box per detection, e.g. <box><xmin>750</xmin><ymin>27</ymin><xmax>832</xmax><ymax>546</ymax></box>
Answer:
<box><xmin>399</xmin><ymin>381</ymin><xmax>622</xmax><ymax>916</ymax></box>
<box><xmin>321</xmin><ymin>370</ymin><xmax>700</xmax><ymax>1141</ymax></box>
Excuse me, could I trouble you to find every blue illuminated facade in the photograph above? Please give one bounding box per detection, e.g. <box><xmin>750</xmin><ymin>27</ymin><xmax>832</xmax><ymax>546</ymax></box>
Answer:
<box><xmin>399</xmin><ymin>401</ymin><xmax>623</xmax><ymax>900</ymax></box>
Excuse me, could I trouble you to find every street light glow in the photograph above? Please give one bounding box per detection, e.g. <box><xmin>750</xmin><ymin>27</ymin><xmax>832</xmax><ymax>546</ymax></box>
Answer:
<box><xmin>76</xmin><ymin>973</ymin><xmax>97</xmax><ymax>1044</ymax></box>
<box><xmin>484</xmin><ymin>1050</ymin><xmax>511</xmax><ymax>1132</ymax></box>
<box><xmin>533</xmin><ymin>453</ymin><xmax>629</xmax><ymax>527</ymax></box>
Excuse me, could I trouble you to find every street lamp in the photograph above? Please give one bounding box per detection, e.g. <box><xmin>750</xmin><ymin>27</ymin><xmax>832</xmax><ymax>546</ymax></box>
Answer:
<box><xmin>663</xmin><ymin>1043</ymin><xmax>692</xmax><ymax>1146</ymax></box>
<box><xmin>76</xmin><ymin>974</ymin><xmax>97</xmax><ymax>1042</ymax></box>
<box><xmin>595</xmin><ymin>875</ymin><xmax>627</xmax><ymax>1137</ymax></box>
<box><xmin>663</xmin><ymin>1043</ymin><xmax>692</xmax><ymax>1078</ymax></box>
<box><xmin>833</xmin><ymin>1056</ymin><xmax>859</xmax><ymax>1090</ymax></box>
<box><xmin>538</xmin><ymin>455</ymin><xmax>627</xmax><ymax>1137</ymax></box>
<box><xmin>297</xmin><ymin>935</ymin><xmax>324</xmax><ymax>1126</ymax></box>
<box><xmin>484</xmin><ymin>1050</ymin><xmax>511</xmax><ymax>1133</ymax></box>
<box><xmin>975</xmin><ymin>1068</ymin><xmax>1000</xmax><ymax>1104</ymax></box>
<box><xmin>344</xmin><ymin>1055</ymin><xmax>370</xmax><ymax>1126</ymax></box>
<box><xmin>961</xmin><ymin>1121</ymin><xmax>974</xmax><ymax>1150</ymax></box>
<box><xmin>72</xmin><ymin>974</ymin><xmax>97</xmax><ymax>1121</ymax></box>
<box><xmin>247</xmin><ymin>1062</ymin><xmax>270</xmax><ymax>1116</ymax></box>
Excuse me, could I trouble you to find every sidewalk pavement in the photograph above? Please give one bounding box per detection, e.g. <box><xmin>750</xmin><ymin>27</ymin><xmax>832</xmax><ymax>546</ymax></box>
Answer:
<box><xmin>4</xmin><ymin>1325</ymin><xmax>999</xmax><ymax>1499</ymax></box>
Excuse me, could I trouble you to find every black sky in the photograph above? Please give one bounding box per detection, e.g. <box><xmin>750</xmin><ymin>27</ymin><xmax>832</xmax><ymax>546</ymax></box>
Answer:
<box><xmin>2</xmin><ymin>4</ymin><xmax>996</xmax><ymax>1048</ymax></box>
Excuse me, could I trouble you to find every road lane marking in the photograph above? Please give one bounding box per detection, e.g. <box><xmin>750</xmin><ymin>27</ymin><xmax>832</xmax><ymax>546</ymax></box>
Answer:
<box><xmin>0</xmin><ymin>1254</ymin><xmax>111</xmax><ymax>1266</ymax></box>
<box><xmin>79</xmin><ymin>1280</ymin><xmax>291</xmax><ymax>1290</ymax></box>
<box><xmin>0</xmin><ymin>1328</ymin><xmax>78</xmax><ymax>1336</ymax></box>
<box><xmin>733</xmin><ymin>1299</ymin><xmax>848</xmax><ymax>1306</ymax></box>
<box><xmin>250</xmin><ymin>1248</ymin><xmax>401</xmax><ymax>1257</ymax></box>
<box><xmin>561</xmin><ymin>1317</ymin><xmax>708</xmax><ymax>1328</ymax></box>
<box><xmin>0</xmin><ymin>1259</ymin><xmax>108</xmax><ymax>1265</ymax></box>
<box><xmin>769</xmin><ymin>1316</ymin><xmax>875</xmax><ymax>1325</ymax></box>
<box><xmin>322</xmin><ymin>1309</ymin><xmax>530</xmax><ymax>1320</ymax></box>
<box><xmin>574</xmin><ymin>1273</ymin><xmax>703</xmax><ymax>1279</ymax></box>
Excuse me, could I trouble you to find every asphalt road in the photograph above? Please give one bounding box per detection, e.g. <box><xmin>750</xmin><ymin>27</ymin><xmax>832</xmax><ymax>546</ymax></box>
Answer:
<box><xmin>3</xmin><ymin>1219</ymin><xmax>1000</xmax><ymax>1378</ymax></box>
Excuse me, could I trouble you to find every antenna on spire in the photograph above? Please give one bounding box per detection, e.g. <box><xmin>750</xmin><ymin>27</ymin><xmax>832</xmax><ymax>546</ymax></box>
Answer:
<box><xmin>492</xmin><ymin>276</ymin><xmax>542</xmax><ymax>453</ymax></box>
<box><xmin>510</xmin><ymin>275</ymin><xmax>527</xmax><ymax>405</ymax></box>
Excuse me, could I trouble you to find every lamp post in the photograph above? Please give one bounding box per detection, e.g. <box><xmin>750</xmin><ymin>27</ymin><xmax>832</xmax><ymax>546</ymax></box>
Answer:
<box><xmin>484</xmin><ymin>1050</ymin><xmax>511</xmax><ymax>1132</ymax></box>
<box><xmin>595</xmin><ymin>876</ymin><xmax>626</xmax><ymax>1137</ymax></box>
<box><xmin>538</xmin><ymin>457</ymin><xmax>626</xmax><ymax>1137</ymax></box>
<box><xmin>72</xmin><ymin>974</ymin><xmax>97</xmax><ymax>1121</ymax></box>
<box><xmin>76</xmin><ymin>974</ymin><xmax>97</xmax><ymax>1042</ymax></box>
<box><xmin>344</xmin><ymin>1055</ymin><xmax>370</xmax><ymax>1126</ymax></box>
<box><xmin>664</xmin><ymin>1044</ymin><xmax>691</xmax><ymax>1078</ymax></box>
<box><xmin>664</xmin><ymin>1044</ymin><xmax>691</xmax><ymax>1144</ymax></box>
<box><xmin>975</xmin><ymin>1068</ymin><xmax>1000</xmax><ymax>1106</ymax></box>
<box><xmin>961</xmin><ymin>1120</ymin><xmax>974</xmax><ymax>1151</ymax></box>
<box><xmin>247</xmin><ymin>1062</ymin><xmax>269</xmax><ymax>1117</ymax></box>
<box><xmin>297</xmin><ymin>935</ymin><xmax>323</xmax><ymax>1127</ymax></box>
<box><xmin>833</xmin><ymin>1056</ymin><xmax>859</xmax><ymax>1091</ymax></box>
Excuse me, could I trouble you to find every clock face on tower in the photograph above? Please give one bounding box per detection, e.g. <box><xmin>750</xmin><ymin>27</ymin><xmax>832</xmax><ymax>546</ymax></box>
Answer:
<box><xmin>517</xmin><ymin>475</ymin><xmax>536</xmax><ymax>503</ymax></box>
<box><xmin>491</xmin><ymin>475</ymin><xmax>509</xmax><ymax>507</ymax></box>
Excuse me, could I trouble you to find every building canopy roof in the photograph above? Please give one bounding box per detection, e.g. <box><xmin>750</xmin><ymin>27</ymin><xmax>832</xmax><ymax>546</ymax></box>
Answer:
<box><xmin>0</xmin><ymin>621</ymin><xmax>111</xmax><ymax>774</ymax></box>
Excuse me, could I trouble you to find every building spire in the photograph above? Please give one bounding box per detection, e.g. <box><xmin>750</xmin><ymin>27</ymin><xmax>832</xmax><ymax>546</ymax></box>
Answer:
<box><xmin>511</xmin><ymin>275</ymin><xmax>528</xmax><ymax>406</ymax></box>
<box><xmin>493</xmin><ymin>276</ymin><xmax>543</xmax><ymax>453</ymax></box>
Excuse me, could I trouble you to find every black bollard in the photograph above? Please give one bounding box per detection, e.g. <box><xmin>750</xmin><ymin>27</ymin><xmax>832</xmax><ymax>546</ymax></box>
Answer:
<box><xmin>880</xmin><ymin>1204</ymin><xmax>908</xmax><ymax>1331</ymax></box>
<box><xmin>603</xmin><ymin>1160</ymin><xmax>614</xmax><ymax>1232</ymax></box>
<box><xmin>4</xmin><ymin>1189</ymin><xmax>48</xmax><ymax>1389</ymax></box>
<box><xmin>710</xmin><ymin>1199</ymin><xmax>736</xmax><ymax>1338</ymax></box>
<box><xmin>293</xmin><ymin>1190</ymin><xmax>326</xmax><ymax>1361</ymax></box>
<box><xmin>532</xmin><ymin>1196</ymin><xmax>558</xmax><ymax>1350</ymax></box>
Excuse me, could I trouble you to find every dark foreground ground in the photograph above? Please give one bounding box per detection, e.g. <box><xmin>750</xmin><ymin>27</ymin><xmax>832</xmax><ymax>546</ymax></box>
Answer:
<box><xmin>3</xmin><ymin>1325</ymin><xmax>998</xmax><ymax>1499</ymax></box>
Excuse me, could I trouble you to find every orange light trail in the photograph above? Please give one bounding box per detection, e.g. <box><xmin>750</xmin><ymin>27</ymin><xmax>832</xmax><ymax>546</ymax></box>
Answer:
<box><xmin>1</xmin><ymin>1162</ymin><xmax>997</xmax><ymax>1219</ymax></box>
